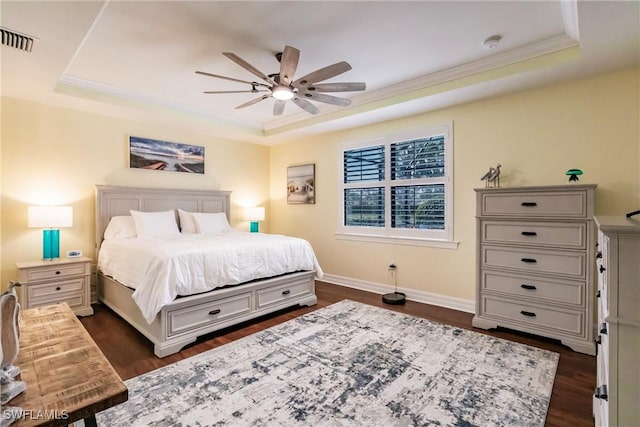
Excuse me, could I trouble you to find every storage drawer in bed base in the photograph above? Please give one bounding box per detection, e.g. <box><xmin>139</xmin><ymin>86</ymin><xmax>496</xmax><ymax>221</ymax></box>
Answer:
<box><xmin>98</xmin><ymin>270</ymin><xmax>317</xmax><ymax>358</ymax></box>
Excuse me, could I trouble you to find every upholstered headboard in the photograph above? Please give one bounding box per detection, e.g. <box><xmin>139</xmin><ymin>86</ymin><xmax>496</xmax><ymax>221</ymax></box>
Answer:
<box><xmin>95</xmin><ymin>185</ymin><xmax>231</xmax><ymax>251</ymax></box>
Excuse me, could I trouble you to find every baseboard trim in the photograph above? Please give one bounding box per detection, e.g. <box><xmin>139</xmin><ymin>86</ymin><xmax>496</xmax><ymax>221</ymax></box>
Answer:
<box><xmin>321</xmin><ymin>274</ymin><xmax>475</xmax><ymax>314</ymax></box>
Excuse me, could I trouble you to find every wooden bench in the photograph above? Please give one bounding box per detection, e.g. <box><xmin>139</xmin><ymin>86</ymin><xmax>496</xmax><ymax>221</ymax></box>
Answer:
<box><xmin>9</xmin><ymin>303</ymin><xmax>127</xmax><ymax>426</ymax></box>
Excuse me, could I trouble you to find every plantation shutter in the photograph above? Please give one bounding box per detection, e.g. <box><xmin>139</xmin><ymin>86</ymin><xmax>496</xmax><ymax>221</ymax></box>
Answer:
<box><xmin>390</xmin><ymin>136</ymin><xmax>446</xmax><ymax>230</ymax></box>
<box><xmin>343</xmin><ymin>145</ymin><xmax>385</xmax><ymax>227</ymax></box>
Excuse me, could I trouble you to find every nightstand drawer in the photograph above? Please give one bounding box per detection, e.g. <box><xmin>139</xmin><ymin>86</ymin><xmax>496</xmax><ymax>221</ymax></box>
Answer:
<box><xmin>18</xmin><ymin>262</ymin><xmax>89</xmax><ymax>282</ymax></box>
<box><xmin>27</xmin><ymin>278</ymin><xmax>86</xmax><ymax>300</ymax></box>
<box><xmin>480</xmin><ymin>190</ymin><xmax>588</xmax><ymax>218</ymax></box>
<box><xmin>30</xmin><ymin>292</ymin><xmax>85</xmax><ymax>311</ymax></box>
<box><xmin>482</xmin><ymin>221</ymin><xmax>586</xmax><ymax>249</ymax></box>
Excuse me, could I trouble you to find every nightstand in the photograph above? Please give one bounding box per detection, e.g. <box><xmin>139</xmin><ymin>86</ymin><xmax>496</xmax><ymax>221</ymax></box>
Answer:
<box><xmin>15</xmin><ymin>256</ymin><xmax>94</xmax><ymax>316</ymax></box>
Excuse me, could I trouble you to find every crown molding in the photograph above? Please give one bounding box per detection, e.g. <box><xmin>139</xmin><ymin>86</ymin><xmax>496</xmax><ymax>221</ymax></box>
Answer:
<box><xmin>56</xmin><ymin>74</ymin><xmax>264</xmax><ymax>134</ymax></box>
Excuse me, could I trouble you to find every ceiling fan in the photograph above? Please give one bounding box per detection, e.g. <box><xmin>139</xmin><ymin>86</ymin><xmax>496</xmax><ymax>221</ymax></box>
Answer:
<box><xmin>196</xmin><ymin>45</ymin><xmax>366</xmax><ymax>116</ymax></box>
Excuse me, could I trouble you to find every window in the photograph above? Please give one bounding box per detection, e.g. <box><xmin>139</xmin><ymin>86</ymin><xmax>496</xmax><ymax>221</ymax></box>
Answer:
<box><xmin>338</xmin><ymin>124</ymin><xmax>455</xmax><ymax>247</ymax></box>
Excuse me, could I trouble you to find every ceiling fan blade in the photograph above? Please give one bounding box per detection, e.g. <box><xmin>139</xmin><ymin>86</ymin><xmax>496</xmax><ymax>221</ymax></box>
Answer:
<box><xmin>300</xmin><ymin>92</ymin><xmax>351</xmax><ymax>107</ymax></box>
<box><xmin>279</xmin><ymin>45</ymin><xmax>300</xmax><ymax>85</ymax></box>
<box><xmin>307</xmin><ymin>82</ymin><xmax>366</xmax><ymax>92</ymax></box>
<box><xmin>235</xmin><ymin>95</ymin><xmax>271</xmax><ymax>109</ymax></box>
<box><xmin>291</xmin><ymin>97</ymin><xmax>319</xmax><ymax>115</ymax></box>
<box><xmin>195</xmin><ymin>71</ymin><xmax>270</xmax><ymax>88</ymax></box>
<box><xmin>293</xmin><ymin>61</ymin><xmax>352</xmax><ymax>88</ymax></box>
<box><xmin>223</xmin><ymin>52</ymin><xmax>277</xmax><ymax>86</ymax></box>
<box><xmin>203</xmin><ymin>90</ymin><xmax>270</xmax><ymax>94</ymax></box>
<box><xmin>273</xmin><ymin>99</ymin><xmax>286</xmax><ymax>116</ymax></box>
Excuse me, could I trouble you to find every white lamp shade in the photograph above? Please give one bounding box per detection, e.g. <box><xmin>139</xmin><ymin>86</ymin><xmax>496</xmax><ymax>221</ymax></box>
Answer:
<box><xmin>243</xmin><ymin>207</ymin><xmax>265</xmax><ymax>221</ymax></box>
<box><xmin>28</xmin><ymin>206</ymin><xmax>73</xmax><ymax>228</ymax></box>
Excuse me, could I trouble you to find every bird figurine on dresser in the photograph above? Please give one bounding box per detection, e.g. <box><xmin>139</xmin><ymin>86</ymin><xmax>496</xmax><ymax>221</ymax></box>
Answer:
<box><xmin>480</xmin><ymin>164</ymin><xmax>501</xmax><ymax>188</ymax></box>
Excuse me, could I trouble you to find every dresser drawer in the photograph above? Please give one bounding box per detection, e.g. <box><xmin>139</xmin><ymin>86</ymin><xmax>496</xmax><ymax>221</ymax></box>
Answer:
<box><xmin>481</xmin><ymin>270</ymin><xmax>584</xmax><ymax>306</ymax></box>
<box><xmin>30</xmin><ymin>292</ymin><xmax>85</xmax><ymax>311</ymax></box>
<box><xmin>597</xmin><ymin>328</ymin><xmax>609</xmax><ymax>385</ymax></box>
<box><xmin>167</xmin><ymin>292</ymin><xmax>252</xmax><ymax>337</ymax></box>
<box><xmin>481</xmin><ymin>296</ymin><xmax>584</xmax><ymax>336</ymax></box>
<box><xmin>593</xmin><ymin>393</ymin><xmax>609</xmax><ymax>427</ymax></box>
<box><xmin>482</xmin><ymin>245</ymin><xmax>586</xmax><ymax>278</ymax></box>
<box><xmin>256</xmin><ymin>278</ymin><xmax>313</xmax><ymax>309</ymax></box>
<box><xmin>479</xmin><ymin>190</ymin><xmax>589</xmax><ymax>218</ymax></box>
<box><xmin>481</xmin><ymin>221</ymin><xmax>586</xmax><ymax>249</ymax></box>
<box><xmin>597</xmin><ymin>276</ymin><xmax>609</xmax><ymax>321</ymax></box>
<box><xmin>18</xmin><ymin>262</ymin><xmax>89</xmax><ymax>282</ymax></box>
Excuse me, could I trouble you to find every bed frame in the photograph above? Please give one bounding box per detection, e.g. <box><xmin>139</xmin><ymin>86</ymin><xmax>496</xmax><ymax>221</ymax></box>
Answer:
<box><xmin>95</xmin><ymin>185</ymin><xmax>317</xmax><ymax>358</ymax></box>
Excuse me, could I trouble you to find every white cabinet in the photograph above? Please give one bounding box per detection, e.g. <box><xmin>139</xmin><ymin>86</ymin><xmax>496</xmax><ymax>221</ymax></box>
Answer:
<box><xmin>593</xmin><ymin>216</ymin><xmax>640</xmax><ymax>427</ymax></box>
<box><xmin>16</xmin><ymin>256</ymin><xmax>94</xmax><ymax>316</ymax></box>
<box><xmin>473</xmin><ymin>185</ymin><xmax>596</xmax><ymax>355</ymax></box>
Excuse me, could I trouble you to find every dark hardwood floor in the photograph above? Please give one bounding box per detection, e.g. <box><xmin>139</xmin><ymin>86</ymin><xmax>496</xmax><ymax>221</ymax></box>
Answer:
<box><xmin>80</xmin><ymin>281</ymin><xmax>596</xmax><ymax>426</ymax></box>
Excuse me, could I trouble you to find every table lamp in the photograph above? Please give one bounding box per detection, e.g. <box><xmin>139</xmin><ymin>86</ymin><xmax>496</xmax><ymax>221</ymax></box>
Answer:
<box><xmin>244</xmin><ymin>207</ymin><xmax>265</xmax><ymax>233</ymax></box>
<box><xmin>28</xmin><ymin>206</ymin><xmax>73</xmax><ymax>260</ymax></box>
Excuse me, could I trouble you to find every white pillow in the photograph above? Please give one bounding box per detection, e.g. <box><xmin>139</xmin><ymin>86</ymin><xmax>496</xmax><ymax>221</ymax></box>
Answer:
<box><xmin>130</xmin><ymin>210</ymin><xmax>180</xmax><ymax>238</ymax></box>
<box><xmin>192</xmin><ymin>212</ymin><xmax>231</xmax><ymax>234</ymax></box>
<box><xmin>178</xmin><ymin>209</ymin><xmax>197</xmax><ymax>234</ymax></box>
<box><xmin>104</xmin><ymin>216</ymin><xmax>137</xmax><ymax>239</ymax></box>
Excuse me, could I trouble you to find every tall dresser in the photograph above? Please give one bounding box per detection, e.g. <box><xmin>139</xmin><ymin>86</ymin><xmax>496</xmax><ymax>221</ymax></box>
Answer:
<box><xmin>592</xmin><ymin>216</ymin><xmax>640</xmax><ymax>427</ymax></box>
<box><xmin>473</xmin><ymin>184</ymin><xmax>597</xmax><ymax>355</ymax></box>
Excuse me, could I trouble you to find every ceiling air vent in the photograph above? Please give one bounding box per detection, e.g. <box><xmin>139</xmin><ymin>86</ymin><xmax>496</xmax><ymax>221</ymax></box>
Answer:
<box><xmin>1</xmin><ymin>27</ymin><xmax>35</xmax><ymax>52</ymax></box>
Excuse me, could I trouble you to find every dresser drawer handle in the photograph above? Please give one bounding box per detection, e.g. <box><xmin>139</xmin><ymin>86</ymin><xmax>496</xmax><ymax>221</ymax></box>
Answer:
<box><xmin>521</xmin><ymin>258</ymin><xmax>537</xmax><ymax>263</ymax></box>
<box><xmin>520</xmin><ymin>231</ymin><xmax>537</xmax><ymax>236</ymax></box>
<box><xmin>600</xmin><ymin>323</ymin><xmax>607</xmax><ymax>334</ymax></box>
<box><xmin>520</xmin><ymin>310</ymin><xmax>536</xmax><ymax>317</ymax></box>
<box><xmin>55</xmin><ymin>271</ymin><xmax>61</xmax><ymax>275</ymax></box>
<box><xmin>596</xmin><ymin>251</ymin><xmax>602</xmax><ymax>259</ymax></box>
<box><xmin>208</xmin><ymin>309</ymin><xmax>221</xmax><ymax>316</ymax></box>
<box><xmin>282</xmin><ymin>290</ymin><xmax>291</xmax><ymax>296</ymax></box>
<box><xmin>520</xmin><ymin>284</ymin><xmax>537</xmax><ymax>290</ymax></box>
<box><xmin>521</xmin><ymin>202</ymin><xmax>537</xmax><ymax>207</ymax></box>
<box><xmin>595</xmin><ymin>385</ymin><xmax>608</xmax><ymax>401</ymax></box>
<box><xmin>55</xmin><ymin>287</ymin><xmax>61</xmax><ymax>291</ymax></box>
<box><xmin>599</xmin><ymin>265</ymin><xmax>606</xmax><ymax>273</ymax></box>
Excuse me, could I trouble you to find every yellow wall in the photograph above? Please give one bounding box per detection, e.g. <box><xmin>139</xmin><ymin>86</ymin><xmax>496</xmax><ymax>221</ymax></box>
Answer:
<box><xmin>0</xmin><ymin>97</ymin><xmax>270</xmax><ymax>287</ymax></box>
<box><xmin>269</xmin><ymin>67</ymin><xmax>640</xmax><ymax>302</ymax></box>
<box><xmin>1</xmin><ymin>68</ymin><xmax>638</xmax><ymax>302</ymax></box>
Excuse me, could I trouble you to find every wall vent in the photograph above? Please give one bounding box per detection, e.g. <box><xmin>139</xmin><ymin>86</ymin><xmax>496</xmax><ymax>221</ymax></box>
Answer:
<box><xmin>1</xmin><ymin>27</ymin><xmax>36</xmax><ymax>52</ymax></box>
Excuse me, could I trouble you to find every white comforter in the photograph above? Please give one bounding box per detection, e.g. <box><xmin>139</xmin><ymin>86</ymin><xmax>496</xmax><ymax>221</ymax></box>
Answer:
<box><xmin>98</xmin><ymin>231</ymin><xmax>323</xmax><ymax>323</ymax></box>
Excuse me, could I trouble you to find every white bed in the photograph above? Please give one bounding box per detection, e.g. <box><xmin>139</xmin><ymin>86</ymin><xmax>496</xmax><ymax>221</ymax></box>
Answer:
<box><xmin>95</xmin><ymin>185</ymin><xmax>319</xmax><ymax>358</ymax></box>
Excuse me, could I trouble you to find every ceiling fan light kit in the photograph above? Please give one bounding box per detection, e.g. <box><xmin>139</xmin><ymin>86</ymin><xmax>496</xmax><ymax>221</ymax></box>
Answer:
<box><xmin>196</xmin><ymin>45</ymin><xmax>366</xmax><ymax>116</ymax></box>
<box><xmin>272</xmin><ymin>85</ymin><xmax>294</xmax><ymax>100</ymax></box>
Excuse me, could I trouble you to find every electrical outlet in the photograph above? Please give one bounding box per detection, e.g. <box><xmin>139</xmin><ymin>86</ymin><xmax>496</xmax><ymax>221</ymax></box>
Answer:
<box><xmin>67</xmin><ymin>250</ymin><xmax>83</xmax><ymax>258</ymax></box>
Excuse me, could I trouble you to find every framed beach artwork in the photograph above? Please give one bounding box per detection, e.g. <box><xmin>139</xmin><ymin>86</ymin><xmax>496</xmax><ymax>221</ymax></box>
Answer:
<box><xmin>287</xmin><ymin>164</ymin><xmax>315</xmax><ymax>204</ymax></box>
<box><xmin>129</xmin><ymin>136</ymin><xmax>205</xmax><ymax>174</ymax></box>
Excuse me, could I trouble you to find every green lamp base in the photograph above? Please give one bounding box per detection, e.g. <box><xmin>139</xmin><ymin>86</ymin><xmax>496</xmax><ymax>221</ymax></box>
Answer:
<box><xmin>42</xmin><ymin>229</ymin><xmax>60</xmax><ymax>260</ymax></box>
<box><xmin>250</xmin><ymin>221</ymin><xmax>259</xmax><ymax>233</ymax></box>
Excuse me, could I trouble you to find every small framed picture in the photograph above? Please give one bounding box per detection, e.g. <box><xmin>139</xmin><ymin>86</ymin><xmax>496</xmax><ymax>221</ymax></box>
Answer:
<box><xmin>287</xmin><ymin>164</ymin><xmax>315</xmax><ymax>204</ymax></box>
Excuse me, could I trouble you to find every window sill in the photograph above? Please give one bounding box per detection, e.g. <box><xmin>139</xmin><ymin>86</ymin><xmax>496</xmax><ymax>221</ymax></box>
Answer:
<box><xmin>335</xmin><ymin>232</ymin><xmax>459</xmax><ymax>249</ymax></box>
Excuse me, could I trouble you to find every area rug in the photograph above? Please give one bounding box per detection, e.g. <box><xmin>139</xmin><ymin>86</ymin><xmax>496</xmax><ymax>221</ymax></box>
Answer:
<box><xmin>97</xmin><ymin>300</ymin><xmax>558</xmax><ymax>426</ymax></box>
